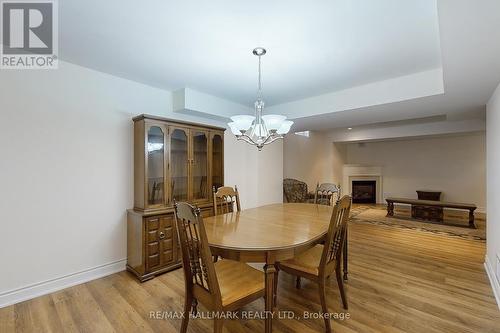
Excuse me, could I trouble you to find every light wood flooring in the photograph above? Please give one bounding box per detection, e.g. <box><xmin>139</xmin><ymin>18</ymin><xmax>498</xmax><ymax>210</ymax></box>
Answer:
<box><xmin>1</xmin><ymin>218</ymin><xmax>499</xmax><ymax>332</ymax></box>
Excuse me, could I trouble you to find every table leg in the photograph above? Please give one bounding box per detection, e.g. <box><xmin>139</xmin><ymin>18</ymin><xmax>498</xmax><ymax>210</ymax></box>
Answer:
<box><xmin>343</xmin><ymin>226</ymin><xmax>348</xmax><ymax>281</ymax></box>
<box><xmin>264</xmin><ymin>263</ymin><xmax>276</xmax><ymax>333</ymax></box>
<box><xmin>273</xmin><ymin>266</ymin><xmax>279</xmax><ymax>307</ymax></box>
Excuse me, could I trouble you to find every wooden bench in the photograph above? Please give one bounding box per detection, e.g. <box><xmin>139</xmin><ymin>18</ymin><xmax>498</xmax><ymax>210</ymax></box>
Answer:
<box><xmin>386</xmin><ymin>197</ymin><xmax>477</xmax><ymax>228</ymax></box>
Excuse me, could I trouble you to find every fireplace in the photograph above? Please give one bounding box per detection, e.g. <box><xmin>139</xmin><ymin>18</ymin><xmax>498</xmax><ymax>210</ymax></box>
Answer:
<box><xmin>352</xmin><ymin>180</ymin><xmax>376</xmax><ymax>203</ymax></box>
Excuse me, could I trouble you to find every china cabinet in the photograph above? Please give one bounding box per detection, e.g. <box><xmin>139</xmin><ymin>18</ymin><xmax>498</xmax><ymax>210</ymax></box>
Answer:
<box><xmin>127</xmin><ymin>114</ymin><xmax>225</xmax><ymax>281</ymax></box>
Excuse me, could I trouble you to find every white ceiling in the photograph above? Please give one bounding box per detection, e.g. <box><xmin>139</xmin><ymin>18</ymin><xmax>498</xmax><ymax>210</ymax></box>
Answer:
<box><xmin>59</xmin><ymin>0</ymin><xmax>500</xmax><ymax>131</ymax></box>
<box><xmin>60</xmin><ymin>0</ymin><xmax>441</xmax><ymax>106</ymax></box>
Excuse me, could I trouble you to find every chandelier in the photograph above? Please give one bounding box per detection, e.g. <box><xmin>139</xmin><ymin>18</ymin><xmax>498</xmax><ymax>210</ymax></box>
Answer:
<box><xmin>228</xmin><ymin>47</ymin><xmax>293</xmax><ymax>151</ymax></box>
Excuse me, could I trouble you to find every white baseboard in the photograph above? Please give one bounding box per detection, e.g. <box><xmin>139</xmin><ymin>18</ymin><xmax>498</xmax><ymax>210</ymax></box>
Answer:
<box><xmin>485</xmin><ymin>255</ymin><xmax>500</xmax><ymax>310</ymax></box>
<box><xmin>0</xmin><ymin>258</ymin><xmax>126</xmax><ymax>309</ymax></box>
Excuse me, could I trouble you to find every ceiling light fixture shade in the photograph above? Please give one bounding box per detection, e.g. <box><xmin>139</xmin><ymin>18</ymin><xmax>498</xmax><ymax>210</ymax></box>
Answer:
<box><xmin>262</xmin><ymin>114</ymin><xmax>287</xmax><ymax>131</ymax></box>
<box><xmin>228</xmin><ymin>122</ymin><xmax>242</xmax><ymax>135</ymax></box>
<box><xmin>277</xmin><ymin>120</ymin><xmax>294</xmax><ymax>134</ymax></box>
<box><xmin>230</xmin><ymin>115</ymin><xmax>255</xmax><ymax>132</ymax></box>
<box><xmin>228</xmin><ymin>48</ymin><xmax>293</xmax><ymax>150</ymax></box>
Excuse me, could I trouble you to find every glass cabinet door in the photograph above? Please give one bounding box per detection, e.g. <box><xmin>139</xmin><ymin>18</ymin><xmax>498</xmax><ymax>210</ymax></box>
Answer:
<box><xmin>211</xmin><ymin>133</ymin><xmax>223</xmax><ymax>192</ymax></box>
<box><xmin>147</xmin><ymin>126</ymin><xmax>165</xmax><ymax>207</ymax></box>
<box><xmin>170</xmin><ymin>128</ymin><xmax>189</xmax><ymax>202</ymax></box>
<box><xmin>191</xmin><ymin>130</ymin><xmax>209</xmax><ymax>201</ymax></box>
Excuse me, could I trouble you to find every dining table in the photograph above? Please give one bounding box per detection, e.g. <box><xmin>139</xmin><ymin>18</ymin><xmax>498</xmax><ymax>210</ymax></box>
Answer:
<box><xmin>203</xmin><ymin>203</ymin><xmax>349</xmax><ymax>333</ymax></box>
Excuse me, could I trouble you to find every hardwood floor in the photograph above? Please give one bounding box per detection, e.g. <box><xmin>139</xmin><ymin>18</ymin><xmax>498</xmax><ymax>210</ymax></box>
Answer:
<box><xmin>1</xmin><ymin>219</ymin><xmax>499</xmax><ymax>332</ymax></box>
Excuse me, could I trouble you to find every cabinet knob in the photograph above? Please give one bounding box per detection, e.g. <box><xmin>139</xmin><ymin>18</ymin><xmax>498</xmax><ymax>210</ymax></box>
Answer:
<box><xmin>159</xmin><ymin>231</ymin><xmax>165</xmax><ymax>240</ymax></box>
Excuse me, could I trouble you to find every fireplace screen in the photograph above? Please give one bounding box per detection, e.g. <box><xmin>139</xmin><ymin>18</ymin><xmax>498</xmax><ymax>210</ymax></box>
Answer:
<box><xmin>352</xmin><ymin>180</ymin><xmax>376</xmax><ymax>203</ymax></box>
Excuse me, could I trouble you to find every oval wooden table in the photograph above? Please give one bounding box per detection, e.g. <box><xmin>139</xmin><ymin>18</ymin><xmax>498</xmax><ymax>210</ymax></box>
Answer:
<box><xmin>203</xmin><ymin>203</ymin><xmax>349</xmax><ymax>333</ymax></box>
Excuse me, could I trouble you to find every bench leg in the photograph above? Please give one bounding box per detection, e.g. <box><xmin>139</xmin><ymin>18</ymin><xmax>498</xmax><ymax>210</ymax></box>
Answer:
<box><xmin>469</xmin><ymin>209</ymin><xmax>476</xmax><ymax>229</ymax></box>
<box><xmin>387</xmin><ymin>202</ymin><xmax>394</xmax><ymax>217</ymax></box>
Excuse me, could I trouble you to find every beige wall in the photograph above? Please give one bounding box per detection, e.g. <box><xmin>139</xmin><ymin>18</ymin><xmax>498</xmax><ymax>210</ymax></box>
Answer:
<box><xmin>486</xmin><ymin>82</ymin><xmax>500</xmax><ymax>305</ymax></box>
<box><xmin>345</xmin><ymin>133</ymin><xmax>486</xmax><ymax>211</ymax></box>
<box><xmin>284</xmin><ymin>131</ymin><xmax>486</xmax><ymax>211</ymax></box>
<box><xmin>225</xmin><ymin>133</ymin><xmax>283</xmax><ymax>209</ymax></box>
<box><xmin>332</xmin><ymin>142</ymin><xmax>347</xmax><ymax>186</ymax></box>
<box><xmin>283</xmin><ymin>131</ymin><xmax>345</xmax><ymax>191</ymax></box>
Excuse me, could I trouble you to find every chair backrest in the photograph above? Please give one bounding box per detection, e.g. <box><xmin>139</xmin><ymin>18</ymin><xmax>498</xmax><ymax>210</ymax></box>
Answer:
<box><xmin>213</xmin><ymin>186</ymin><xmax>241</xmax><ymax>215</ymax></box>
<box><xmin>319</xmin><ymin>195</ymin><xmax>352</xmax><ymax>276</ymax></box>
<box><xmin>174</xmin><ymin>202</ymin><xmax>221</xmax><ymax>300</ymax></box>
<box><xmin>283</xmin><ymin>178</ymin><xmax>309</xmax><ymax>203</ymax></box>
<box><xmin>314</xmin><ymin>182</ymin><xmax>341</xmax><ymax>206</ymax></box>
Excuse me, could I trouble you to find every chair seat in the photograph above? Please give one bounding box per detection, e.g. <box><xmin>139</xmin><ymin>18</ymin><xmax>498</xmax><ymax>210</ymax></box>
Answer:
<box><xmin>214</xmin><ymin>260</ymin><xmax>265</xmax><ymax>307</ymax></box>
<box><xmin>280</xmin><ymin>244</ymin><xmax>324</xmax><ymax>276</ymax></box>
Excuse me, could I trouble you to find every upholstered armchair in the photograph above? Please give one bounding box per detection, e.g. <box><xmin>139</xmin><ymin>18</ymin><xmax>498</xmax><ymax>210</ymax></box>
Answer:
<box><xmin>283</xmin><ymin>178</ymin><xmax>309</xmax><ymax>203</ymax></box>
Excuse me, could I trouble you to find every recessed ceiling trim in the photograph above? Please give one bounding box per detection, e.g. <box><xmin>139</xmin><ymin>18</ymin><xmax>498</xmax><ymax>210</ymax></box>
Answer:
<box><xmin>328</xmin><ymin>116</ymin><xmax>484</xmax><ymax>143</ymax></box>
<box><xmin>173</xmin><ymin>88</ymin><xmax>253</xmax><ymax>121</ymax></box>
<box><xmin>268</xmin><ymin>68</ymin><xmax>444</xmax><ymax>119</ymax></box>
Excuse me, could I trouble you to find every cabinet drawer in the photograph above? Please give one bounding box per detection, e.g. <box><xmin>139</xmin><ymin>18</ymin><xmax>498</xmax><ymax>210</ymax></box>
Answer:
<box><xmin>147</xmin><ymin>253</ymin><xmax>160</xmax><ymax>269</ymax></box>
<box><xmin>163</xmin><ymin>250</ymin><xmax>173</xmax><ymax>262</ymax></box>
<box><xmin>147</xmin><ymin>241</ymin><xmax>159</xmax><ymax>254</ymax></box>
<box><xmin>147</xmin><ymin>231</ymin><xmax>158</xmax><ymax>243</ymax></box>
<box><xmin>162</xmin><ymin>226</ymin><xmax>173</xmax><ymax>239</ymax></box>
<box><xmin>147</xmin><ymin>217</ymin><xmax>160</xmax><ymax>231</ymax></box>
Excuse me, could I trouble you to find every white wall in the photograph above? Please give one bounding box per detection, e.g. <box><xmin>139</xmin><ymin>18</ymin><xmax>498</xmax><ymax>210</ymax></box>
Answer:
<box><xmin>345</xmin><ymin>133</ymin><xmax>486</xmax><ymax>210</ymax></box>
<box><xmin>0</xmin><ymin>61</ymin><xmax>282</xmax><ymax>306</ymax></box>
<box><xmin>486</xmin><ymin>83</ymin><xmax>500</xmax><ymax>306</ymax></box>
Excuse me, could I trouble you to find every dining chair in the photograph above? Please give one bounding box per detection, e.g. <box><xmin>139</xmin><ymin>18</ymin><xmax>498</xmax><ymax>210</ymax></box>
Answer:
<box><xmin>212</xmin><ymin>186</ymin><xmax>241</xmax><ymax>215</ymax></box>
<box><xmin>278</xmin><ymin>195</ymin><xmax>352</xmax><ymax>333</ymax></box>
<box><xmin>174</xmin><ymin>201</ymin><xmax>265</xmax><ymax>333</ymax></box>
<box><xmin>314</xmin><ymin>182</ymin><xmax>341</xmax><ymax>206</ymax></box>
